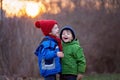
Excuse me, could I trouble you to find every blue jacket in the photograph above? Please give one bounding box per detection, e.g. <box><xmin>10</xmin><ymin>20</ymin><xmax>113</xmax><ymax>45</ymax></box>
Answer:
<box><xmin>35</xmin><ymin>36</ymin><xmax>61</xmax><ymax>77</ymax></box>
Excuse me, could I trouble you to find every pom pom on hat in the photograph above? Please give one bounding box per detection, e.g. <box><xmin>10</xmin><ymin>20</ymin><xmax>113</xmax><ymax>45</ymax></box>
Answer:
<box><xmin>34</xmin><ymin>20</ymin><xmax>57</xmax><ymax>36</ymax></box>
<box><xmin>35</xmin><ymin>21</ymin><xmax>41</xmax><ymax>28</ymax></box>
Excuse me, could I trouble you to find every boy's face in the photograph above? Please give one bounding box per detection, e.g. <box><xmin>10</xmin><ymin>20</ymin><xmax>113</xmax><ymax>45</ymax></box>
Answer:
<box><xmin>51</xmin><ymin>24</ymin><xmax>59</xmax><ymax>37</ymax></box>
<box><xmin>61</xmin><ymin>30</ymin><xmax>73</xmax><ymax>43</ymax></box>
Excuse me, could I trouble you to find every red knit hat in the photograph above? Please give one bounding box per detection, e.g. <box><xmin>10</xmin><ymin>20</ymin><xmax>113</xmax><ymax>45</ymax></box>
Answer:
<box><xmin>35</xmin><ymin>20</ymin><xmax>57</xmax><ymax>36</ymax></box>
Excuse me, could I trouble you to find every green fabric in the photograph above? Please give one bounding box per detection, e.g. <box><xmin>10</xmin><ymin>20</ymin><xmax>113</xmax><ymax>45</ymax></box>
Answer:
<box><xmin>61</xmin><ymin>40</ymin><xmax>86</xmax><ymax>75</ymax></box>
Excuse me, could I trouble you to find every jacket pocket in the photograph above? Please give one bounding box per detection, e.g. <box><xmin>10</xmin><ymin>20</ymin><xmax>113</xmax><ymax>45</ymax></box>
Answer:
<box><xmin>41</xmin><ymin>58</ymin><xmax>55</xmax><ymax>70</ymax></box>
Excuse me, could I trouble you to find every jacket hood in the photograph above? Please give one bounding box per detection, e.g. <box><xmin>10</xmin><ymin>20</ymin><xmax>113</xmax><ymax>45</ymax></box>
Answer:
<box><xmin>60</xmin><ymin>26</ymin><xmax>76</xmax><ymax>41</ymax></box>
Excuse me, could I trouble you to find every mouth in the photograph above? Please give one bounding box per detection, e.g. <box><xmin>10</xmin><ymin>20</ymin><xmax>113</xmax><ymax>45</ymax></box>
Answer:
<box><xmin>63</xmin><ymin>37</ymin><xmax>68</xmax><ymax>40</ymax></box>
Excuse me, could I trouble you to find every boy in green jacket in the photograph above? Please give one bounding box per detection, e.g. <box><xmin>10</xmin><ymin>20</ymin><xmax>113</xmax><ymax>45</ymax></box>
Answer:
<box><xmin>60</xmin><ymin>26</ymin><xmax>86</xmax><ymax>80</ymax></box>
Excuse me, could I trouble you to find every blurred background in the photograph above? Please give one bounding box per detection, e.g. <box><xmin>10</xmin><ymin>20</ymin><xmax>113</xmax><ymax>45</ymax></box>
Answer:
<box><xmin>0</xmin><ymin>0</ymin><xmax>120</xmax><ymax>78</ymax></box>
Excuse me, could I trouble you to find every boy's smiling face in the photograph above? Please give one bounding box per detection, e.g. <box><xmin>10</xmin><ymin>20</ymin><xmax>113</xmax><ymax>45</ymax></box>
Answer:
<box><xmin>61</xmin><ymin>30</ymin><xmax>73</xmax><ymax>43</ymax></box>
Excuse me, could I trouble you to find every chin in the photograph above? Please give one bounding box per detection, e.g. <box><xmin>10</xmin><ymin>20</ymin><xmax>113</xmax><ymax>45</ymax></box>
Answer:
<box><xmin>56</xmin><ymin>34</ymin><xmax>59</xmax><ymax>37</ymax></box>
<box><xmin>63</xmin><ymin>40</ymin><xmax>69</xmax><ymax>43</ymax></box>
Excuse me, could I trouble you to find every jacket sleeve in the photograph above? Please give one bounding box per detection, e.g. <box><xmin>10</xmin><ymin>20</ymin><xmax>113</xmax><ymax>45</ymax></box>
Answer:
<box><xmin>41</xmin><ymin>40</ymin><xmax>58</xmax><ymax>60</ymax></box>
<box><xmin>74</xmin><ymin>46</ymin><xmax>86</xmax><ymax>74</ymax></box>
<box><xmin>34</xmin><ymin>44</ymin><xmax>41</xmax><ymax>56</ymax></box>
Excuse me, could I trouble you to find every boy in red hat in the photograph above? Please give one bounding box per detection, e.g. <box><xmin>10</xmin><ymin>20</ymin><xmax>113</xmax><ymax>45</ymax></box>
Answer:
<box><xmin>34</xmin><ymin>20</ymin><xmax>64</xmax><ymax>80</ymax></box>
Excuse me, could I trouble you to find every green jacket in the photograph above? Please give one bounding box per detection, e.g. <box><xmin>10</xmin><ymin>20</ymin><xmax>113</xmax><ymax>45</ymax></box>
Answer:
<box><xmin>61</xmin><ymin>40</ymin><xmax>86</xmax><ymax>75</ymax></box>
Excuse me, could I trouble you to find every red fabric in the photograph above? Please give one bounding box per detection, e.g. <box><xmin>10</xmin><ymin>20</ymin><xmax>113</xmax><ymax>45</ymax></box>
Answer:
<box><xmin>48</xmin><ymin>34</ymin><xmax>63</xmax><ymax>51</ymax></box>
<box><xmin>35</xmin><ymin>20</ymin><xmax>57</xmax><ymax>36</ymax></box>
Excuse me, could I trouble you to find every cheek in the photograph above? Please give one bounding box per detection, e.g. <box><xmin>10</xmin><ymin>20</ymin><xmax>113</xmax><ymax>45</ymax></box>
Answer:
<box><xmin>69</xmin><ymin>36</ymin><xmax>73</xmax><ymax>40</ymax></box>
<box><xmin>53</xmin><ymin>30</ymin><xmax>57</xmax><ymax>34</ymax></box>
<box><xmin>53</xmin><ymin>31</ymin><xmax>56</xmax><ymax>34</ymax></box>
<box><xmin>61</xmin><ymin>35</ymin><xmax>64</xmax><ymax>39</ymax></box>
<box><xmin>61</xmin><ymin>35</ymin><xmax>63</xmax><ymax>38</ymax></box>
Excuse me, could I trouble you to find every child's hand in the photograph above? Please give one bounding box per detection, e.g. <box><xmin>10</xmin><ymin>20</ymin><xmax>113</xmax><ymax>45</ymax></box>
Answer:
<box><xmin>57</xmin><ymin>52</ymin><xmax>64</xmax><ymax>58</ymax></box>
<box><xmin>77</xmin><ymin>74</ymin><xmax>83</xmax><ymax>80</ymax></box>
